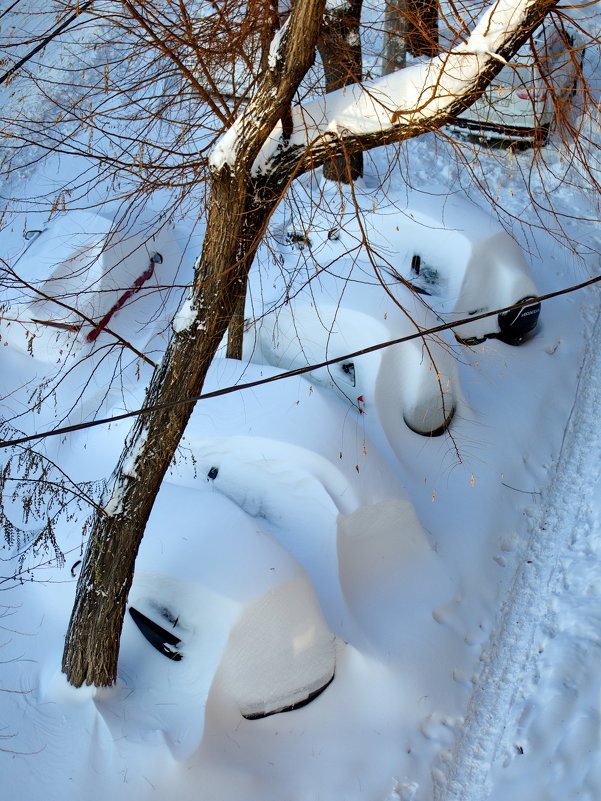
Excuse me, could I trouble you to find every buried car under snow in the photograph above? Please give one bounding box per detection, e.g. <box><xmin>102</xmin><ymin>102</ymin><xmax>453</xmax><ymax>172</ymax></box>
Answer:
<box><xmin>248</xmin><ymin>217</ymin><xmax>461</xmax><ymax>438</ymax></box>
<box><xmin>95</xmin><ymin>481</ymin><xmax>338</xmax><ymax>754</ymax></box>
<box><xmin>248</xmin><ymin>285</ymin><xmax>459</xmax><ymax>438</ymax></box>
<box><xmin>451</xmin><ymin>23</ymin><xmax>582</xmax><ymax>146</ymax></box>
<box><xmin>263</xmin><ymin>190</ymin><xmax>541</xmax><ymax>348</ymax></box>
<box><xmin>89</xmin><ymin>401</ymin><xmax>452</xmax><ymax>750</ymax></box>
<box><xmin>0</xmin><ymin>209</ymin><xmax>185</xmax><ymax>361</ymax></box>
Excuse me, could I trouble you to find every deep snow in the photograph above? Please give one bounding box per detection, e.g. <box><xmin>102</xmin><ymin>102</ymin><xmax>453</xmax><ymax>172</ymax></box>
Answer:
<box><xmin>1</xmin><ymin>4</ymin><xmax>601</xmax><ymax>801</ymax></box>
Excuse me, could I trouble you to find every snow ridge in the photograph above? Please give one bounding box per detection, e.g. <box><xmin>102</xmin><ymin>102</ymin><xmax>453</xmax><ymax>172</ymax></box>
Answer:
<box><xmin>436</xmin><ymin>306</ymin><xmax>601</xmax><ymax>801</ymax></box>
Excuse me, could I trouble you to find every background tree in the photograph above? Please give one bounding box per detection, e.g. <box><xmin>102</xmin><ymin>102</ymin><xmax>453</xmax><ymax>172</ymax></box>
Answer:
<box><xmin>382</xmin><ymin>0</ymin><xmax>438</xmax><ymax>74</ymax></box>
<box><xmin>318</xmin><ymin>0</ymin><xmax>364</xmax><ymax>182</ymax></box>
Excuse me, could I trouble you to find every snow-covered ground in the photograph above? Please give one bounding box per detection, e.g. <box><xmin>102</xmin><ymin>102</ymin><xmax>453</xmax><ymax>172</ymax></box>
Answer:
<box><xmin>1</xmin><ymin>5</ymin><xmax>601</xmax><ymax>801</ymax></box>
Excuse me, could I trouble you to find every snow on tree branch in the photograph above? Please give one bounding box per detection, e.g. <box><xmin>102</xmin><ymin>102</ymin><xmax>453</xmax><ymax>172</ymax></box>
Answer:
<box><xmin>246</xmin><ymin>0</ymin><xmax>556</xmax><ymax>176</ymax></box>
<box><xmin>209</xmin><ymin>0</ymin><xmax>326</xmax><ymax>174</ymax></box>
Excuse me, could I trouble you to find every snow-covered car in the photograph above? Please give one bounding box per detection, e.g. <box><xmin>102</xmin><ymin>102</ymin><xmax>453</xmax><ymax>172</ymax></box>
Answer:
<box><xmin>0</xmin><ymin>209</ymin><xmax>185</xmax><ymax>361</ymax></box>
<box><xmin>377</xmin><ymin>196</ymin><xmax>542</xmax><ymax>346</ymax></box>
<box><xmin>251</xmin><ymin>292</ymin><xmax>458</xmax><ymax>437</ymax></box>
<box><xmin>258</xmin><ymin>191</ymin><xmax>541</xmax><ymax>349</ymax></box>
<box><xmin>99</xmin><ymin>481</ymin><xmax>337</xmax><ymax>744</ymax></box>
<box><xmin>452</xmin><ymin>24</ymin><xmax>581</xmax><ymax>145</ymax></box>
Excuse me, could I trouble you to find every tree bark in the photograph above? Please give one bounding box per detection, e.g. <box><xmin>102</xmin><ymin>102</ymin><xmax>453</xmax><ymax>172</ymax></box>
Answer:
<box><xmin>405</xmin><ymin>0</ymin><xmax>438</xmax><ymax>58</ymax></box>
<box><xmin>225</xmin><ymin>272</ymin><xmax>248</xmax><ymax>359</ymax></box>
<box><xmin>318</xmin><ymin>0</ymin><xmax>363</xmax><ymax>182</ymax></box>
<box><xmin>382</xmin><ymin>0</ymin><xmax>407</xmax><ymax>75</ymax></box>
<box><xmin>382</xmin><ymin>0</ymin><xmax>437</xmax><ymax>76</ymax></box>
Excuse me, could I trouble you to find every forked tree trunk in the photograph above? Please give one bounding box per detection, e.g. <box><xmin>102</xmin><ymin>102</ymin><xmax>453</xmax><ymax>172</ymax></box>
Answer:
<box><xmin>62</xmin><ymin>173</ymin><xmax>279</xmax><ymax>686</ymax></box>
<box><xmin>318</xmin><ymin>0</ymin><xmax>363</xmax><ymax>182</ymax></box>
<box><xmin>62</xmin><ymin>0</ymin><xmax>328</xmax><ymax>686</ymax></box>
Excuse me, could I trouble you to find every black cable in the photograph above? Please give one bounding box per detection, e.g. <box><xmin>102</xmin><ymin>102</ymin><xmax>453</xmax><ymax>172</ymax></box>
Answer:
<box><xmin>0</xmin><ymin>272</ymin><xmax>599</xmax><ymax>450</ymax></box>
<box><xmin>0</xmin><ymin>0</ymin><xmax>94</xmax><ymax>88</ymax></box>
<box><xmin>0</xmin><ymin>0</ymin><xmax>24</xmax><ymax>22</ymax></box>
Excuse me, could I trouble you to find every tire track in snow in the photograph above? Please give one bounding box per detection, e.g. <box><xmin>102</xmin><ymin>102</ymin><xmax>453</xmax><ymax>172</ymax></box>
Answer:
<box><xmin>435</xmin><ymin>305</ymin><xmax>601</xmax><ymax>801</ymax></box>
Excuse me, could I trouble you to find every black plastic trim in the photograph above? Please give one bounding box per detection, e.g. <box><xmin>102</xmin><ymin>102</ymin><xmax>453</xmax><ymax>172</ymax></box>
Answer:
<box><xmin>243</xmin><ymin>672</ymin><xmax>335</xmax><ymax>720</ymax></box>
<box><xmin>129</xmin><ymin>606</ymin><xmax>182</xmax><ymax>661</ymax></box>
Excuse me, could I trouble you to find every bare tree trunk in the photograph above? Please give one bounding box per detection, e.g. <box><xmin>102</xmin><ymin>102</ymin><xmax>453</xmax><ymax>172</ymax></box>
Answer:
<box><xmin>318</xmin><ymin>0</ymin><xmax>363</xmax><ymax>182</ymax></box>
<box><xmin>382</xmin><ymin>0</ymin><xmax>407</xmax><ymax>75</ymax></box>
<box><xmin>381</xmin><ymin>0</ymin><xmax>438</xmax><ymax>76</ymax></box>
<box><xmin>406</xmin><ymin>0</ymin><xmax>438</xmax><ymax>58</ymax></box>
<box><xmin>225</xmin><ymin>273</ymin><xmax>248</xmax><ymax>359</ymax></box>
<box><xmin>62</xmin><ymin>174</ymin><xmax>278</xmax><ymax>686</ymax></box>
<box><xmin>62</xmin><ymin>0</ymin><xmax>328</xmax><ymax>686</ymax></box>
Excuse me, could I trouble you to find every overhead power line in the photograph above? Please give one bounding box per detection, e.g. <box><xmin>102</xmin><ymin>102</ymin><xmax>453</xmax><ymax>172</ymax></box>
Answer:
<box><xmin>0</xmin><ymin>0</ymin><xmax>94</xmax><ymax>88</ymax></box>
<box><xmin>0</xmin><ymin>272</ymin><xmax>599</xmax><ymax>451</ymax></box>
<box><xmin>0</xmin><ymin>0</ymin><xmax>24</xmax><ymax>22</ymax></box>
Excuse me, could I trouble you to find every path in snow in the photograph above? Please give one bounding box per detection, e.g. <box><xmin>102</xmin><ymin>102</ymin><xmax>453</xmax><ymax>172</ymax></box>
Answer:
<box><xmin>436</xmin><ymin>303</ymin><xmax>601</xmax><ymax>801</ymax></box>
